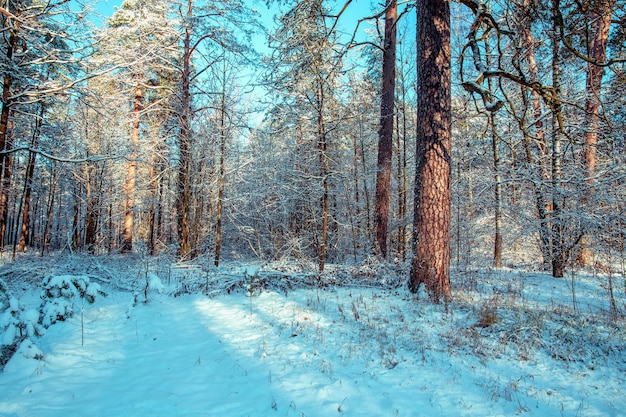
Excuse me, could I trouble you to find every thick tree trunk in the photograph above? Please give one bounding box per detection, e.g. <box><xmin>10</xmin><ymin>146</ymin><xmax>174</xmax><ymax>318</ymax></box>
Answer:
<box><xmin>121</xmin><ymin>85</ymin><xmax>142</xmax><ymax>253</ymax></box>
<box><xmin>374</xmin><ymin>0</ymin><xmax>397</xmax><ymax>259</ymax></box>
<box><xmin>583</xmin><ymin>0</ymin><xmax>612</xmax><ymax>182</ymax></box>
<box><xmin>409</xmin><ymin>0</ymin><xmax>452</xmax><ymax>302</ymax></box>
<box><xmin>578</xmin><ymin>0</ymin><xmax>614</xmax><ymax>265</ymax></box>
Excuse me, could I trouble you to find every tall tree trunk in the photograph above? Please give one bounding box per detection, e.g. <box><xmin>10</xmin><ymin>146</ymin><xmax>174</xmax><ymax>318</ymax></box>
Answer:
<box><xmin>516</xmin><ymin>0</ymin><xmax>551</xmax><ymax>269</ymax></box>
<box><xmin>107</xmin><ymin>180</ymin><xmax>115</xmax><ymax>253</ymax></box>
<box><xmin>17</xmin><ymin>104</ymin><xmax>45</xmax><ymax>253</ymax></box>
<box><xmin>148</xmin><ymin>157</ymin><xmax>159</xmax><ymax>255</ymax></box>
<box><xmin>121</xmin><ymin>84</ymin><xmax>142</xmax><ymax>253</ymax></box>
<box><xmin>318</xmin><ymin>83</ymin><xmax>329</xmax><ymax>273</ymax></box>
<box><xmin>41</xmin><ymin>162</ymin><xmax>57</xmax><ymax>256</ymax></box>
<box><xmin>583</xmin><ymin>0</ymin><xmax>613</xmax><ymax>184</ymax></box>
<box><xmin>0</xmin><ymin>142</ymin><xmax>11</xmax><ymax>250</ymax></box>
<box><xmin>360</xmin><ymin>137</ymin><xmax>372</xmax><ymax>242</ymax></box>
<box><xmin>0</xmin><ymin>28</ymin><xmax>18</xmax><ymax>250</ymax></box>
<box><xmin>84</xmin><ymin>162</ymin><xmax>99</xmax><ymax>253</ymax></box>
<box><xmin>409</xmin><ymin>0</ymin><xmax>452</xmax><ymax>302</ymax></box>
<box><xmin>578</xmin><ymin>0</ymin><xmax>614</xmax><ymax>265</ymax></box>
<box><xmin>351</xmin><ymin>129</ymin><xmax>361</xmax><ymax>256</ymax></box>
<box><xmin>484</xmin><ymin>39</ymin><xmax>503</xmax><ymax>268</ymax></box>
<box><xmin>72</xmin><ymin>178</ymin><xmax>82</xmax><ymax>250</ymax></box>
<box><xmin>551</xmin><ymin>0</ymin><xmax>566</xmax><ymax>278</ymax></box>
<box><xmin>519</xmin><ymin>116</ymin><xmax>551</xmax><ymax>268</ymax></box>
<box><xmin>374</xmin><ymin>0</ymin><xmax>397</xmax><ymax>258</ymax></box>
<box><xmin>177</xmin><ymin>0</ymin><xmax>193</xmax><ymax>261</ymax></box>
<box><xmin>490</xmin><ymin>113</ymin><xmax>503</xmax><ymax>267</ymax></box>
<box><xmin>396</xmin><ymin>95</ymin><xmax>408</xmax><ymax>261</ymax></box>
<box><xmin>215</xmin><ymin>62</ymin><xmax>227</xmax><ymax>267</ymax></box>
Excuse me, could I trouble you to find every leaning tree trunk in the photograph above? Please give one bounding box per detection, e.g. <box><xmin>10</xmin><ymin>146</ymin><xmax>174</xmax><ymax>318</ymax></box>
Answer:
<box><xmin>409</xmin><ymin>0</ymin><xmax>452</xmax><ymax>302</ymax></box>
<box><xmin>373</xmin><ymin>0</ymin><xmax>397</xmax><ymax>259</ymax></box>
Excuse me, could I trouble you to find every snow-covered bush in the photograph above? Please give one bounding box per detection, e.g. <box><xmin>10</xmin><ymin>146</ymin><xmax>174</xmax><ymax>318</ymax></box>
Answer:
<box><xmin>1</xmin><ymin>279</ymin><xmax>44</xmax><ymax>368</ymax></box>
<box><xmin>135</xmin><ymin>273</ymin><xmax>165</xmax><ymax>306</ymax></box>
<box><xmin>40</xmin><ymin>275</ymin><xmax>106</xmax><ymax>328</ymax></box>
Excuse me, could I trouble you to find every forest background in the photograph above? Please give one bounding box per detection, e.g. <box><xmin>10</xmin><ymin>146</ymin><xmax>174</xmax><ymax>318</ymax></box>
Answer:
<box><xmin>0</xmin><ymin>0</ymin><xmax>624</xmax><ymax>301</ymax></box>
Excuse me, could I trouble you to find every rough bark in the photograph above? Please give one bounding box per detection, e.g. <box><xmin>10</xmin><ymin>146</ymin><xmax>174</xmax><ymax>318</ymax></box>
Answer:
<box><xmin>409</xmin><ymin>0</ymin><xmax>452</xmax><ymax>302</ymax></box>
<box><xmin>578</xmin><ymin>0</ymin><xmax>614</xmax><ymax>265</ymax></box>
<box><xmin>583</xmin><ymin>0</ymin><xmax>613</xmax><ymax>181</ymax></box>
<box><xmin>374</xmin><ymin>0</ymin><xmax>397</xmax><ymax>259</ymax></box>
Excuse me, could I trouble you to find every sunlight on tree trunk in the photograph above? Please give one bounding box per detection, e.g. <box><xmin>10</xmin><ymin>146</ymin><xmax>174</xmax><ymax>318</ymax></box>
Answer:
<box><xmin>121</xmin><ymin>84</ymin><xmax>142</xmax><ymax>253</ymax></box>
<box><xmin>409</xmin><ymin>0</ymin><xmax>452</xmax><ymax>302</ymax></box>
<box><xmin>374</xmin><ymin>0</ymin><xmax>397</xmax><ymax>259</ymax></box>
<box><xmin>578</xmin><ymin>0</ymin><xmax>614</xmax><ymax>266</ymax></box>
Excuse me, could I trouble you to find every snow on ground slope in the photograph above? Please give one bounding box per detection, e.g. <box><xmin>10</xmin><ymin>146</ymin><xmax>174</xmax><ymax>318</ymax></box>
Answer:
<box><xmin>0</xmin><ymin>261</ymin><xmax>625</xmax><ymax>417</ymax></box>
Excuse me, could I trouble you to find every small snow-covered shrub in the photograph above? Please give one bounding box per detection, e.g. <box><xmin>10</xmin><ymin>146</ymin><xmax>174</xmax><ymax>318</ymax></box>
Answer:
<box><xmin>1</xmin><ymin>279</ymin><xmax>44</xmax><ymax>368</ymax></box>
<box><xmin>136</xmin><ymin>273</ymin><xmax>165</xmax><ymax>305</ymax></box>
<box><xmin>0</xmin><ymin>279</ymin><xmax>17</xmax><ymax>367</ymax></box>
<box><xmin>40</xmin><ymin>275</ymin><xmax>106</xmax><ymax>328</ymax></box>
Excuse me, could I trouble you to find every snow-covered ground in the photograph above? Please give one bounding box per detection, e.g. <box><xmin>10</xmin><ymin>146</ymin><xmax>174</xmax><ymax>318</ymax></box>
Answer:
<box><xmin>0</xmin><ymin>255</ymin><xmax>625</xmax><ymax>416</ymax></box>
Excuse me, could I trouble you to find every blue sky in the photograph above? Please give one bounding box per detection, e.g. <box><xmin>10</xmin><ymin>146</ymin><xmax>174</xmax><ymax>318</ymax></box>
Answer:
<box><xmin>92</xmin><ymin>0</ymin><xmax>384</xmax><ymax>42</ymax></box>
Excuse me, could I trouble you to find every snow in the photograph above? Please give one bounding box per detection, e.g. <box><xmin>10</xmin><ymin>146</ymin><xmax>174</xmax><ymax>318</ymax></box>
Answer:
<box><xmin>0</xmin><ymin>259</ymin><xmax>625</xmax><ymax>417</ymax></box>
<box><xmin>148</xmin><ymin>273</ymin><xmax>165</xmax><ymax>294</ymax></box>
<box><xmin>2</xmin><ymin>323</ymin><xmax>15</xmax><ymax>345</ymax></box>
